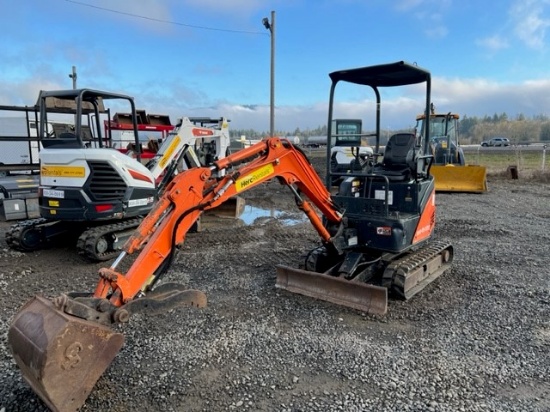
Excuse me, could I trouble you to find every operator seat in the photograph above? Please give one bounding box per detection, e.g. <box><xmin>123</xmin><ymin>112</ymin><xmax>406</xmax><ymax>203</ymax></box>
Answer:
<box><xmin>375</xmin><ymin>133</ymin><xmax>416</xmax><ymax>181</ymax></box>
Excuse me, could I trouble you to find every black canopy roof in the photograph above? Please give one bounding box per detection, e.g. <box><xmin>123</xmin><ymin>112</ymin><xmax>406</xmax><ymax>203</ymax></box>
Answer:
<box><xmin>329</xmin><ymin>61</ymin><xmax>430</xmax><ymax>87</ymax></box>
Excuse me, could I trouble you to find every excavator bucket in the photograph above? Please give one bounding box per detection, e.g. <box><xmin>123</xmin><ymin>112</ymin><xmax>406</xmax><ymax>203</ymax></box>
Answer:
<box><xmin>431</xmin><ymin>165</ymin><xmax>488</xmax><ymax>193</ymax></box>
<box><xmin>275</xmin><ymin>265</ymin><xmax>388</xmax><ymax>315</ymax></box>
<box><xmin>8</xmin><ymin>296</ymin><xmax>124</xmax><ymax>412</ymax></box>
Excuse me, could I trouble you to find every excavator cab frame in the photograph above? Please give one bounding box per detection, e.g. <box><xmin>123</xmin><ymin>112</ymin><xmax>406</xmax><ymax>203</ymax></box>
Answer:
<box><xmin>326</xmin><ymin>61</ymin><xmax>433</xmax><ymax>187</ymax></box>
<box><xmin>277</xmin><ymin>62</ymin><xmax>453</xmax><ymax>308</ymax></box>
<box><xmin>38</xmin><ymin>89</ymin><xmax>142</xmax><ymax>159</ymax></box>
<box><xmin>319</xmin><ymin>62</ymin><xmax>437</xmax><ymax>256</ymax></box>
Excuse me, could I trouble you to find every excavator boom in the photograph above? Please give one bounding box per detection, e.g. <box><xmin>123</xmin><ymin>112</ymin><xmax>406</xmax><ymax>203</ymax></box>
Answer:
<box><xmin>94</xmin><ymin>138</ymin><xmax>344</xmax><ymax>305</ymax></box>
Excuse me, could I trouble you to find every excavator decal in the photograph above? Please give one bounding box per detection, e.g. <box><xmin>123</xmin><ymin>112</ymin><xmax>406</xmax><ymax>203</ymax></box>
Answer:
<box><xmin>40</xmin><ymin>165</ymin><xmax>86</xmax><ymax>178</ymax></box>
<box><xmin>158</xmin><ymin>134</ymin><xmax>181</xmax><ymax>169</ymax></box>
<box><xmin>127</xmin><ymin>197</ymin><xmax>154</xmax><ymax>208</ymax></box>
<box><xmin>236</xmin><ymin>163</ymin><xmax>275</xmax><ymax>191</ymax></box>
<box><xmin>192</xmin><ymin>127</ymin><xmax>214</xmax><ymax>136</ymax></box>
<box><xmin>127</xmin><ymin>168</ymin><xmax>155</xmax><ymax>183</ymax></box>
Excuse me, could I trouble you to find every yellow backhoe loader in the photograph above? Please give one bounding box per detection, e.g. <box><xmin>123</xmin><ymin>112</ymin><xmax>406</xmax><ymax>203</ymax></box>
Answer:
<box><xmin>416</xmin><ymin>109</ymin><xmax>487</xmax><ymax>193</ymax></box>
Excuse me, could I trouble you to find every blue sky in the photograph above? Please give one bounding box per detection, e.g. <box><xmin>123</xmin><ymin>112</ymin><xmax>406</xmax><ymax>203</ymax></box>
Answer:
<box><xmin>1</xmin><ymin>0</ymin><xmax>549</xmax><ymax>133</ymax></box>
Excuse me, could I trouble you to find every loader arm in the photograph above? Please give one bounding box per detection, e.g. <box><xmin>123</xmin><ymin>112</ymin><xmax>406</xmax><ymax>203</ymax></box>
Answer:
<box><xmin>94</xmin><ymin>137</ymin><xmax>343</xmax><ymax>307</ymax></box>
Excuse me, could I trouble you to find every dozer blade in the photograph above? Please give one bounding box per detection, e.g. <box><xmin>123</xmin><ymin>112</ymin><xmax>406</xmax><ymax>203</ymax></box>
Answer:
<box><xmin>431</xmin><ymin>165</ymin><xmax>488</xmax><ymax>193</ymax></box>
<box><xmin>275</xmin><ymin>265</ymin><xmax>388</xmax><ymax>315</ymax></box>
<box><xmin>8</xmin><ymin>296</ymin><xmax>124</xmax><ymax>412</ymax></box>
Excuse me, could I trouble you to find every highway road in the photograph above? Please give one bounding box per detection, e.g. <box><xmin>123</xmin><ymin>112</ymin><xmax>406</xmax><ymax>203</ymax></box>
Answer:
<box><xmin>462</xmin><ymin>144</ymin><xmax>548</xmax><ymax>153</ymax></box>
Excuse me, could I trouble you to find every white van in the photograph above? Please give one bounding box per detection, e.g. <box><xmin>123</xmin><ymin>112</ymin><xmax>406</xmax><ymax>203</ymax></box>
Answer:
<box><xmin>0</xmin><ymin>118</ymin><xmax>55</xmax><ymax>176</ymax></box>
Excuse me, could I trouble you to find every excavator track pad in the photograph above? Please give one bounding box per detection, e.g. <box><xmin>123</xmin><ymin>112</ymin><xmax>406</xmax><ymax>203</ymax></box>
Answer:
<box><xmin>8</xmin><ymin>296</ymin><xmax>124</xmax><ymax>412</ymax></box>
<box><xmin>382</xmin><ymin>240</ymin><xmax>454</xmax><ymax>300</ymax></box>
<box><xmin>275</xmin><ymin>265</ymin><xmax>388</xmax><ymax>315</ymax></box>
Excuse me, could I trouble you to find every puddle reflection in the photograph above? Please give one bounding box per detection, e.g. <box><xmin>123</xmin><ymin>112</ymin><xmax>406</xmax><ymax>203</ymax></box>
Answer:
<box><xmin>240</xmin><ymin>204</ymin><xmax>306</xmax><ymax>226</ymax></box>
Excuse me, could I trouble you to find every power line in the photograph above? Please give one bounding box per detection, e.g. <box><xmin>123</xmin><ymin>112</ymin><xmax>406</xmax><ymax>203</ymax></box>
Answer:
<box><xmin>64</xmin><ymin>0</ymin><xmax>267</xmax><ymax>35</ymax></box>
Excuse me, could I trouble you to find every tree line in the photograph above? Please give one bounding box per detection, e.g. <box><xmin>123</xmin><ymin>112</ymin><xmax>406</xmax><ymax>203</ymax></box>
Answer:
<box><xmin>231</xmin><ymin>113</ymin><xmax>550</xmax><ymax>145</ymax></box>
<box><xmin>460</xmin><ymin>113</ymin><xmax>550</xmax><ymax>144</ymax></box>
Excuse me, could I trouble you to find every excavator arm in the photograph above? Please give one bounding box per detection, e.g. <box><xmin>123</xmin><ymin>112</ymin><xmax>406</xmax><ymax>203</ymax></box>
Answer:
<box><xmin>7</xmin><ymin>138</ymin><xmax>345</xmax><ymax>412</ymax></box>
<box><xmin>95</xmin><ymin>137</ymin><xmax>343</xmax><ymax>307</ymax></box>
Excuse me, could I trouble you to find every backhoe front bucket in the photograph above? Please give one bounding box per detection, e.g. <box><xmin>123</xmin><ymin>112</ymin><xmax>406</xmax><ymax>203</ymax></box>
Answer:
<box><xmin>275</xmin><ymin>265</ymin><xmax>388</xmax><ymax>315</ymax></box>
<box><xmin>431</xmin><ymin>165</ymin><xmax>488</xmax><ymax>193</ymax></box>
<box><xmin>8</xmin><ymin>296</ymin><xmax>124</xmax><ymax>412</ymax></box>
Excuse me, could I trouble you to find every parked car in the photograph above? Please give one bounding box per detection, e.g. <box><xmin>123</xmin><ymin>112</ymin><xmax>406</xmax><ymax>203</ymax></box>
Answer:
<box><xmin>481</xmin><ymin>137</ymin><xmax>510</xmax><ymax>147</ymax></box>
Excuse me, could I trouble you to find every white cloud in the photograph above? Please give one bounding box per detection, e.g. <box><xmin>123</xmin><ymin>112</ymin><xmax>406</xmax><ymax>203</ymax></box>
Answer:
<box><xmin>2</xmin><ymin>75</ymin><xmax>550</xmax><ymax>133</ymax></box>
<box><xmin>425</xmin><ymin>25</ymin><xmax>449</xmax><ymax>38</ymax></box>
<box><xmin>395</xmin><ymin>0</ymin><xmax>451</xmax><ymax>39</ymax></box>
<box><xmin>395</xmin><ymin>0</ymin><xmax>425</xmax><ymax>12</ymax></box>
<box><xmin>147</xmin><ymin>76</ymin><xmax>550</xmax><ymax>132</ymax></box>
<box><xmin>475</xmin><ymin>35</ymin><xmax>510</xmax><ymax>53</ymax></box>
<box><xmin>509</xmin><ymin>0</ymin><xmax>550</xmax><ymax>49</ymax></box>
<box><xmin>431</xmin><ymin>76</ymin><xmax>550</xmax><ymax>118</ymax></box>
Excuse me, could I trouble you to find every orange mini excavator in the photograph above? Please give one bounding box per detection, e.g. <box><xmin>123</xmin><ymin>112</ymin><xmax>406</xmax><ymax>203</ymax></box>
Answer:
<box><xmin>8</xmin><ymin>61</ymin><xmax>453</xmax><ymax>412</ymax></box>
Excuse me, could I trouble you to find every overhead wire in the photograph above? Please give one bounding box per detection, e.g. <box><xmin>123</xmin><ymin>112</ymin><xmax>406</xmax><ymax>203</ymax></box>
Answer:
<box><xmin>63</xmin><ymin>0</ymin><xmax>267</xmax><ymax>35</ymax></box>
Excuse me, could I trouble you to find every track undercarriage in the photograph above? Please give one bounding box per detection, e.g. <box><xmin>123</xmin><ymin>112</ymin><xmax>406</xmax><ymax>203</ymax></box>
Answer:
<box><xmin>5</xmin><ymin>218</ymin><xmax>143</xmax><ymax>262</ymax></box>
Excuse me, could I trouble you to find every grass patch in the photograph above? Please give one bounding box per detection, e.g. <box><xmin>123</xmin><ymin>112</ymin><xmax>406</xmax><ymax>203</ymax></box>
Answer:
<box><xmin>468</xmin><ymin>150</ymin><xmax>547</xmax><ymax>174</ymax></box>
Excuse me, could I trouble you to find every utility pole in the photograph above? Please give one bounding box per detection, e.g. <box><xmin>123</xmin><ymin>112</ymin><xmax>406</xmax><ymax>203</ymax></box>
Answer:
<box><xmin>262</xmin><ymin>11</ymin><xmax>275</xmax><ymax>137</ymax></box>
<box><xmin>69</xmin><ymin>66</ymin><xmax>77</xmax><ymax>89</ymax></box>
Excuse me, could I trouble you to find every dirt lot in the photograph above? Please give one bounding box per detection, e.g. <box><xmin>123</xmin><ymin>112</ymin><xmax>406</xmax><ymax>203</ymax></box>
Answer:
<box><xmin>0</xmin><ymin>156</ymin><xmax>549</xmax><ymax>412</ymax></box>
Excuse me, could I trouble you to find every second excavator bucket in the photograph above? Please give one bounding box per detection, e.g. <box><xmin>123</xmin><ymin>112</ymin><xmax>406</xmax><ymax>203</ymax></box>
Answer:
<box><xmin>8</xmin><ymin>296</ymin><xmax>124</xmax><ymax>412</ymax></box>
<box><xmin>205</xmin><ymin>195</ymin><xmax>245</xmax><ymax>218</ymax></box>
<box><xmin>431</xmin><ymin>164</ymin><xmax>488</xmax><ymax>193</ymax></box>
<box><xmin>275</xmin><ymin>265</ymin><xmax>388</xmax><ymax>315</ymax></box>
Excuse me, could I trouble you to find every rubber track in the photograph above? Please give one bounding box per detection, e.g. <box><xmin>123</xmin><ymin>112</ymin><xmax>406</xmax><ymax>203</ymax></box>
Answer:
<box><xmin>5</xmin><ymin>218</ymin><xmax>49</xmax><ymax>251</ymax></box>
<box><xmin>382</xmin><ymin>239</ymin><xmax>453</xmax><ymax>299</ymax></box>
<box><xmin>76</xmin><ymin>217</ymin><xmax>143</xmax><ymax>262</ymax></box>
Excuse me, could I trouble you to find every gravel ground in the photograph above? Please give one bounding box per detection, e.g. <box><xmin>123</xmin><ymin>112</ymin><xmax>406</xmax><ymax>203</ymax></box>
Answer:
<box><xmin>0</xmin><ymin>157</ymin><xmax>549</xmax><ymax>412</ymax></box>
